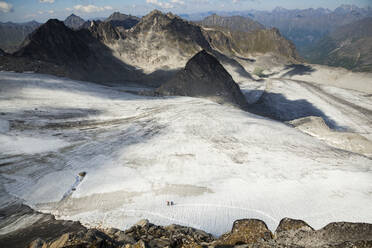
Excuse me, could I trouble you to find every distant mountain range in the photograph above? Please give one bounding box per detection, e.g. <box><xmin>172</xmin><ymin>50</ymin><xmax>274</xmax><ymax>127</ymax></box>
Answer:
<box><xmin>197</xmin><ymin>14</ymin><xmax>264</xmax><ymax>33</ymax></box>
<box><xmin>303</xmin><ymin>17</ymin><xmax>372</xmax><ymax>72</ymax></box>
<box><xmin>0</xmin><ymin>10</ymin><xmax>298</xmax><ymax>88</ymax></box>
<box><xmin>182</xmin><ymin>5</ymin><xmax>372</xmax><ymax>55</ymax></box>
<box><xmin>198</xmin><ymin>15</ymin><xmax>299</xmax><ymax>60</ymax></box>
<box><xmin>0</xmin><ymin>21</ymin><xmax>41</xmax><ymax>53</ymax></box>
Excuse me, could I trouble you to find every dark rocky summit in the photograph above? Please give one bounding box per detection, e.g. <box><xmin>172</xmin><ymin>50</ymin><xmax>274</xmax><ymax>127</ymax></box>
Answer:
<box><xmin>105</xmin><ymin>12</ymin><xmax>140</xmax><ymax>29</ymax></box>
<box><xmin>14</xmin><ymin>19</ymin><xmax>91</xmax><ymax>64</ymax></box>
<box><xmin>1</xmin><ymin>19</ymin><xmax>139</xmax><ymax>84</ymax></box>
<box><xmin>64</xmin><ymin>14</ymin><xmax>85</xmax><ymax>30</ymax></box>
<box><xmin>156</xmin><ymin>50</ymin><xmax>248</xmax><ymax>108</ymax></box>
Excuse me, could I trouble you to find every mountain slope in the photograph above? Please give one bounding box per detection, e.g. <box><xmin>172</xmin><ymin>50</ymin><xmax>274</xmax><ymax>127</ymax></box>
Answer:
<box><xmin>0</xmin><ymin>21</ymin><xmax>40</xmax><ymax>53</ymax></box>
<box><xmin>199</xmin><ymin>14</ymin><xmax>264</xmax><ymax>32</ymax></box>
<box><xmin>64</xmin><ymin>14</ymin><xmax>85</xmax><ymax>30</ymax></box>
<box><xmin>303</xmin><ymin>17</ymin><xmax>372</xmax><ymax>72</ymax></box>
<box><xmin>15</xmin><ymin>19</ymin><xmax>91</xmax><ymax>64</ymax></box>
<box><xmin>11</xmin><ymin>19</ymin><xmax>138</xmax><ymax>84</ymax></box>
<box><xmin>157</xmin><ymin>50</ymin><xmax>247</xmax><ymax>108</ymax></box>
<box><xmin>200</xmin><ymin>15</ymin><xmax>299</xmax><ymax>61</ymax></box>
<box><xmin>111</xmin><ymin>10</ymin><xmax>211</xmax><ymax>73</ymax></box>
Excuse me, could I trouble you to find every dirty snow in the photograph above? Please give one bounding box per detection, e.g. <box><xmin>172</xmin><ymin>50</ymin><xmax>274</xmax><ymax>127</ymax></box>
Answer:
<box><xmin>0</xmin><ymin>71</ymin><xmax>371</xmax><ymax>236</ymax></box>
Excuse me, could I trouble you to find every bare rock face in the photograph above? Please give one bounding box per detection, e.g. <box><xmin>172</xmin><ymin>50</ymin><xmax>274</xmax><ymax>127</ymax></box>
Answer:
<box><xmin>275</xmin><ymin>217</ymin><xmax>314</xmax><ymax>234</ymax></box>
<box><xmin>89</xmin><ymin>20</ymin><xmax>122</xmax><ymax>43</ymax></box>
<box><xmin>216</xmin><ymin>219</ymin><xmax>273</xmax><ymax>246</ymax></box>
<box><xmin>156</xmin><ymin>50</ymin><xmax>248</xmax><ymax>108</ymax></box>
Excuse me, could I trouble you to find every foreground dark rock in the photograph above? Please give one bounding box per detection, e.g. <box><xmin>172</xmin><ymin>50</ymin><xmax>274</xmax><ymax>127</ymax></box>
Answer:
<box><xmin>17</xmin><ymin>217</ymin><xmax>372</xmax><ymax>248</ymax></box>
<box><xmin>1</xmin><ymin>203</ymin><xmax>371</xmax><ymax>248</ymax></box>
<box><xmin>156</xmin><ymin>50</ymin><xmax>248</xmax><ymax>108</ymax></box>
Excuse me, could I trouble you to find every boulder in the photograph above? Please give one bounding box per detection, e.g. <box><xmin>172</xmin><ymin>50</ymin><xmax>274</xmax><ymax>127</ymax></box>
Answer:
<box><xmin>216</xmin><ymin>219</ymin><xmax>273</xmax><ymax>245</ymax></box>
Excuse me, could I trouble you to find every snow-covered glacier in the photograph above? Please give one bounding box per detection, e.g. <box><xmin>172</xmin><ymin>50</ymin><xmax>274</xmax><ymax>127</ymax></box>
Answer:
<box><xmin>0</xmin><ymin>71</ymin><xmax>371</xmax><ymax>236</ymax></box>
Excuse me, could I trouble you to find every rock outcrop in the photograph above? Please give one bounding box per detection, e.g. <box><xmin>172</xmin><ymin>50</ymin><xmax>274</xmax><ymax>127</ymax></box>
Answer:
<box><xmin>215</xmin><ymin>219</ymin><xmax>273</xmax><ymax>245</ymax></box>
<box><xmin>156</xmin><ymin>50</ymin><xmax>248</xmax><ymax>108</ymax></box>
<box><xmin>14</xmin><ymin>217</ymin><xmax>372</xmax><ymax>248</ymax></box>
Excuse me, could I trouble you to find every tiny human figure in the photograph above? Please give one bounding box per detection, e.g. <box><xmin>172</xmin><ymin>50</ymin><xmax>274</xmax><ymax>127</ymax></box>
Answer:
<box><xmin>167</xmin><ymin>201</ymin><xmax>170</xmax><ymax>206</ymax></box>
<box><xmin>170</xmin><ymin>201</ymin><xmax>174</xmax><ymax>206</ymax></box>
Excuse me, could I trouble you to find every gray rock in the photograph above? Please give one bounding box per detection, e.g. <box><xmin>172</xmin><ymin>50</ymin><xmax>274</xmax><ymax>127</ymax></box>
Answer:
<box><xmin>136</xmin><ymin>219</ymin><xmax>150</xmax><ymax>228</ymax></box>
<box><xmin>156</xmin><ymin>50</ymin><xmax>248</xmax><ymax>108</ymax></box>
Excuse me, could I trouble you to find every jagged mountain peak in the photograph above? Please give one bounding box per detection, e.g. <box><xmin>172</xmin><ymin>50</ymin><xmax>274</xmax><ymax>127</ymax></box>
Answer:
<box><xmin>64</xmin><ymin>14</ymin><xmax>85</xmax><ymax>30</ymax></box>
<box><xmin>157</xmin><ymin>50</ymin><xmax>248</xmax><ymax>108</ymax></box>
<box><xmin>15</xmin><ymin>19</ymin><xmax>91</xmax><ymax>64</ymax></box>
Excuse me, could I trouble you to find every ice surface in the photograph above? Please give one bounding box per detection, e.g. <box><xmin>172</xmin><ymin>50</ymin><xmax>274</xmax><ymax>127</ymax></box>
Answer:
<box><xmin>0</xmin><ymin>72</ymin><xmax>371</xmax><ymax>236</ymax></box>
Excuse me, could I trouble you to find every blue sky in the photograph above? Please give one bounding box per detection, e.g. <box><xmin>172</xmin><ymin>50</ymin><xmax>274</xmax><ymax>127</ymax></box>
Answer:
<box><xmin>0</xmin><ymin>0</ymin><xmax>371</xmax><ymax>22</ymax></box>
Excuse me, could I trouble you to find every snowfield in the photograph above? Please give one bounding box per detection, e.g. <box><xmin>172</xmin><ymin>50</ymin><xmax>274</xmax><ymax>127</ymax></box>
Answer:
<box><xmin>0</xmin><ymin>71</ymin><xmax>371</xmax><ymax>236</ymax></box>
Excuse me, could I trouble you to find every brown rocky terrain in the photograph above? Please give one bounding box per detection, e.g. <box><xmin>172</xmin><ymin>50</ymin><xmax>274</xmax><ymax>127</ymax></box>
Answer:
<box><xmin>1</xmin><ymin>204</ymin><xmax>371</xmax><ymax>248</ymax></box>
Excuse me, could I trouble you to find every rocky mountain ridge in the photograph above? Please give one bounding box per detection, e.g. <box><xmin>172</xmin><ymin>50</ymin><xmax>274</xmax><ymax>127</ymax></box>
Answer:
<box><xmin>198</xmin><ymin>14</ymin><xmax>264</xmax><ymax>33</ymax></box>
<box><xmin>1</xmin><ymin>10</ymin><xmax>299</xmax><ymax>87</ymax></box>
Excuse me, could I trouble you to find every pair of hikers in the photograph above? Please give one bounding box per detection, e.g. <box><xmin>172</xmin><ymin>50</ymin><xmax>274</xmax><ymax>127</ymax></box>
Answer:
<box><xmin>166</xmin><ymin>201</ymin><xmax>174</xmax><ymax>206</ymax></box>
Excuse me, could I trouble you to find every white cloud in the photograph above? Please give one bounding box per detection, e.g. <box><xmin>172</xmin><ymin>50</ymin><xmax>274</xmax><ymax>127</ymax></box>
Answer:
<box><xmin>171</xmin><ymin>0</ymin><xmax>185</xmax><ymax>5</ymax></box>
<box><xmin>48</xmin><ymin>10</ymin><xmax>54</xmax><ymax>14</ymax></box>
<box><xmin>146</xmin><ymin>0</ymin><xmax>174</xmax><ymax>9</ymax></box>
<box><xmin>39</xmin><ymin>0</ymin><xmax>55</xmax><ymax>3</ymax></box>
<box><xmin>73</xmin><ymin>4</ymin><xmax>113</xmax><ymax>13</ymax></box>
<box><xmin>0</xmin><ymin>1</ymin><xmax>13</xmax><ymax>13</ymax></box>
